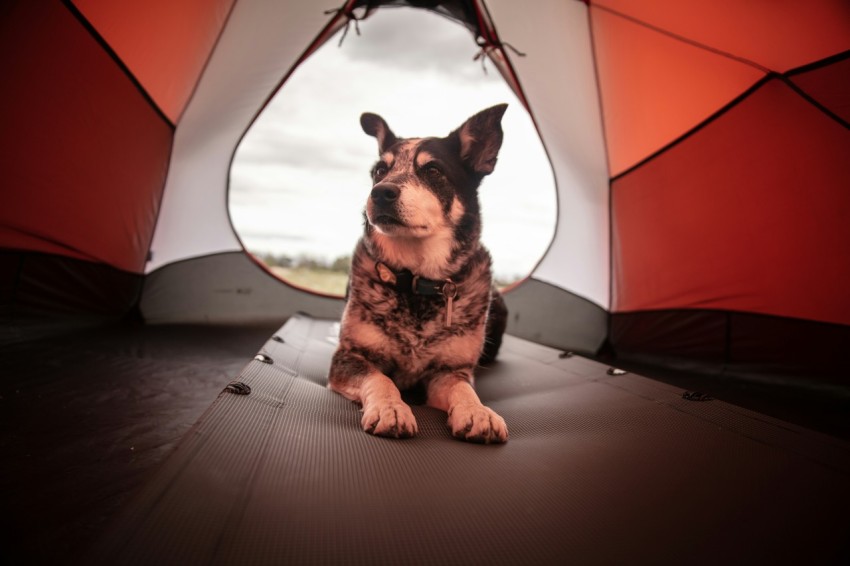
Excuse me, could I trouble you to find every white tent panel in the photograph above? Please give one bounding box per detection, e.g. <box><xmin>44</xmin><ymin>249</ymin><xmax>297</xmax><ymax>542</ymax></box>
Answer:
<box><xmin>147</xmin><ymin>0</ymin><xmax>336</xmax><ymax>273</ymax></box>
<box><xmin>486</xmin><ymin>0</ymin><xmax>610</xmax><ymax>309</ymax></box>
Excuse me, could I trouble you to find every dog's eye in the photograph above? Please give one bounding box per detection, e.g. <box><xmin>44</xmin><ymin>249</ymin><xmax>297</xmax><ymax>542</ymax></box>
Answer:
<box><xmin>374</xmin><ymin>163</ymin><xmax>389</xmax><ymax>178</ymax></box>
<box><xmin>422</xmin><ymin>163</ymin><xmax>443</xmax><ymax>179</ymax></box>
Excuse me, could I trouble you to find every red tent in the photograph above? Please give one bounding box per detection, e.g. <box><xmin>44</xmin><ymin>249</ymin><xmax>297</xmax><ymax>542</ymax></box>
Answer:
<box><xmin>3</xmin><ymin>2</ymin><xmax>850</xmax><ymax>563</ymax></box>
<box><xmin>3</xmin><ymin>0</ymin><xmax>848</xmax><ymax>377</ymax></box>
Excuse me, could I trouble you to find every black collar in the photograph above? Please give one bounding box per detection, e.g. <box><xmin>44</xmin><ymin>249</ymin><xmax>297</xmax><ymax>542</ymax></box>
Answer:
<box><xmin>375</xmin><ymin>262</ymin><xmax>456</xmax><ymax>297</ymax></box>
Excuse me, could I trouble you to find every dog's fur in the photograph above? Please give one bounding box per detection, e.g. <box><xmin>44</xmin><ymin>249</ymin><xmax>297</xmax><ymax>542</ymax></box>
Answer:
<box><xmin>328</xmin><ymin>104</ymin><xmax>510</xmax><ymax>444</ymax></box>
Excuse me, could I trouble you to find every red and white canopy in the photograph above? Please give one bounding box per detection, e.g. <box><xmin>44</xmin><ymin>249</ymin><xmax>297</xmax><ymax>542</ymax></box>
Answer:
<box><xmin>2</xmin><ymin>0</ymin><xmax>849</xmax><ymax>374</ymax></box>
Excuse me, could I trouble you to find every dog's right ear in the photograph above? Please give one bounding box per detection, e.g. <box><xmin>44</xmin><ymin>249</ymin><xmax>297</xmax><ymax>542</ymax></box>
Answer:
<box><xmin>361</xmin><ymin>113</ymin><xmax>398</xmax><ymax>154</ymax></box>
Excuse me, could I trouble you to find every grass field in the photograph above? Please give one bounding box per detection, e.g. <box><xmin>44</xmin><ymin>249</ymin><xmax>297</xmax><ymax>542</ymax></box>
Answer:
<box><xmin>269</xmin><ymin>266</ymin><xmax>348</xmax><ymax>296</ymax></box>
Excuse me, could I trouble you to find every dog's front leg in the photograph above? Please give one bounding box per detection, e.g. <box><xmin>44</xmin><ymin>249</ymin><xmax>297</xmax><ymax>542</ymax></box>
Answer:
<box><xmin>427</xmin><ymin>372</ymin><xmax>508</xmax><ymax>444</ymax></box>
<box><xmin>329</xmin><ymin>352</ymin><xmax>418</xmax><ymax>438</ymax></box>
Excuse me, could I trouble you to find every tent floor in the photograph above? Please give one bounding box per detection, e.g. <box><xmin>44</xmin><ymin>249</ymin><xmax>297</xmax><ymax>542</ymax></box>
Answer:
<box><xmin>3</xmin><ymin>316</ymin><xmax>850</xmax><ymax>564</ymax></box>
<box><xmin>0</xmin><ymin>322</ymin><xmax>278</xmax><ymax>565</ymax></box>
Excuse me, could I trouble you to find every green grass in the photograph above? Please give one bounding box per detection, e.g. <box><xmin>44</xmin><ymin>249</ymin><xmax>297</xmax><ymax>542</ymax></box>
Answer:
<box><xmin>269</xmin><ymin>266</ymin><xmax>348</xmax><ymax>296</ymax></box>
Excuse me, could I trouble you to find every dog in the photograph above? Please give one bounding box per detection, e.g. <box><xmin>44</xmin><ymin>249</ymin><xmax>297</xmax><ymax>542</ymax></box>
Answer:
<box><xmin>328</xmin><ymin>104</ymin><xmax>510</xmax><ymax>444</ymax></box>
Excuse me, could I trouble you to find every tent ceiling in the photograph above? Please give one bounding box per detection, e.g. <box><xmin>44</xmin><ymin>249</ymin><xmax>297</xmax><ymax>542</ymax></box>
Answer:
<box><xmin>594</xmin><ymin>0</ymin><xmax>850</xmax><ymax>73</ymax></box>
<box><xmin>591</xmin><ymin>5</ymin><xmax>765</xmax><ymax>176</ymax></box>
<box><xmin>73</xmin><ymin>0</ymin><xmax>235</xmax><ymax>124</ymax></box>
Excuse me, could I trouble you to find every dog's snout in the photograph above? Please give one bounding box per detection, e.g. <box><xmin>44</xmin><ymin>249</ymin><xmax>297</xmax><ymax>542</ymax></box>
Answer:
<box><xmin>371</xmin><ymin>184</ymin><xmax>400</xmax><ymax>204</ymax></box>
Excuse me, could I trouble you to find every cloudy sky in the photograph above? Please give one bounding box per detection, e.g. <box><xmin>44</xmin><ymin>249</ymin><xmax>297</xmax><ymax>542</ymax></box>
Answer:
<box><xmin>229</xmin><ymin>7</ymin><xmax>556</xmax><ymax>281</ymax></box>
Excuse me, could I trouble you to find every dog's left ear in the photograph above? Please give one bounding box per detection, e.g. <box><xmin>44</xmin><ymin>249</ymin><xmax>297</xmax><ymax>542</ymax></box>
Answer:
<box><xmin>361</xmin><ymin>112</ymin><xmax>398</xmax><ymax>154</ymax></box>
<box><xmin>452</xmin><ymin>103</ymin><xmax>508</xmax><ymax>176</ymax></box>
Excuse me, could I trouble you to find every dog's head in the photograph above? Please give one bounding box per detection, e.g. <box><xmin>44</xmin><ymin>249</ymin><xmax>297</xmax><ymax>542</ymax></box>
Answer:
<box><xmin>359</xmin><ymin>104</ymin><xmax>507</xmax><ymax>244</ymax></box>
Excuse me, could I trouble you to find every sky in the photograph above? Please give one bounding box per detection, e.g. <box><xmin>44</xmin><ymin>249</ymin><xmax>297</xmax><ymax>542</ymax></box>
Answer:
<box><xmin>229</xmin><ymin>7</ymin><xmax>556</xmax><ymax>282</ymax></box>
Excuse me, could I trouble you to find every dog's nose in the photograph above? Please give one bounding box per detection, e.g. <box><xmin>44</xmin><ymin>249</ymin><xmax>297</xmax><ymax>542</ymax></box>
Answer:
<box><xmin>371</xmin><ymin>184</ymin><xmax>399</xmax><ymax>204</ymax></box>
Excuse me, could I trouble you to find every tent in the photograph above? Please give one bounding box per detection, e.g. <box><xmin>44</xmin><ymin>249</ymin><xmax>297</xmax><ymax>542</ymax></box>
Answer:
<box><xmin>2</xmin><ymin>1</ymin><xmax>850</xmax><ymax>563</ymax></box>
<box><xmin>4</xmin><ymin>0</ymin><xmax>849</xmax><ymax>373</ymax></box>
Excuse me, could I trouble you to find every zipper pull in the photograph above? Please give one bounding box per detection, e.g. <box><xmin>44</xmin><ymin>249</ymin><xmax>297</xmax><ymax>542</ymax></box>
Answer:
<box><xmin>442</xmin><ymin>280</ymin><xmax>458</xmax><ymax>327</ymax></box>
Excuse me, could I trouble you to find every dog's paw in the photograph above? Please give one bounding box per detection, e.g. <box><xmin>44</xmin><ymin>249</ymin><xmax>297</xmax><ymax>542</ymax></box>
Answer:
<box><xmin>361</xmin><ymin>400</ymin><xmax>418</xmax><ymax>439</ymax></box>
<box><xmin>447</xmin><ymin>403</ymin><xmax>508</xmax><ymax>444</ymax></box>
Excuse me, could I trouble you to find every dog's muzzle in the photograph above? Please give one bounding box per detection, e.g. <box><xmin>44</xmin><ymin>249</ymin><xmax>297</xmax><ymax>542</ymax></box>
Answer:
<box><xmin>369</xmin><ymin>183</ymin><xmax>403</xmax><ymax>227</ymax></box>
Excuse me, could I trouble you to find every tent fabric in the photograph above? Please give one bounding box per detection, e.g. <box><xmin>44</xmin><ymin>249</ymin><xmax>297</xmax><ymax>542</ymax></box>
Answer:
<box><xmin>485</xmin><ymin>0</ymin><xmax>611</xmax><ymax>310</ymax></box>
<box><xmin>590</xmin><ymin>4</ymin><xmax>765</xmax><ymax>176</ymax></box>
<box><xmin>501</xmin><ymin>278</ymin><xmax>608</xmax><ymax>355</ymax></box>
<box><xmin>589</xmin><ymin>0</ymin><xmax>850</xmax><ymax>175</ymax></box>
<box><xmin>73</xmin><ymin>0</ymin><xmax>236</xmax><ymax>124</ymax></box>
<box><xmin>1</xmin><ymin>0</ymin><xmax>849</xmax><ymax>375</ymax></box>
<box><xmin>140</xmin><ymin>251</ymin><xmax>342</xmax><ymax>325</ymax></box>
<box><xmin>789</xmin><ymin>51</ymin><xmax>850</xmax><ymax>126</ymax></box>
<box><xmin>144</xmin><ymin>1</ymin><xmax>348</xmax><ymax>273</ymax></box>
<box><xmin>592</xmin><ymin>0</ymin><xmax>850</xmax><ymax>74</ymax></box>
<box><xmin>0</xmin><ymin>251</ymin><xmax>142</xmax><ymax>344</ymax></box>
<box><xmin>4</xmin><ymin>2</ymin><xmax>850</xmax><ymax>562</ymax></box>
<box><xmin>0</xmin><ymin>0</ymin><xmax>173</xmax><ymax>274</ymax></box>
<box><xmin>612</xmin><ymin>78</ymin><xmax>850</xmax><ymax>326</ymax></box>
<box><xmin>92</xmin><ymin>316</ymin><xmax>850</xmax><ymax>565</ymax></box>
<box><xmin>611</xmin><ymin>309</ymin><xmax>850</xmax><ymax>382</ymax></box>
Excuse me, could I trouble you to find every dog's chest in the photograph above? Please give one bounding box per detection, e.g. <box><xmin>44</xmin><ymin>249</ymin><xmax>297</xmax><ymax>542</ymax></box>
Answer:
<box><xmin>343</xmin><ymin>280</ymin><xmax>488</xmax><ymax>388</ymax></box>
<box><xmin>355</xmin><ymin>284</ymin><xmax>454</xmax><ymax>348</ymax></box>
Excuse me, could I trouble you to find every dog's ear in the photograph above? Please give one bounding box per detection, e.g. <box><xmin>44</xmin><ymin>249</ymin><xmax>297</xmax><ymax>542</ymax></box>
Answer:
<box><xmin>452</xmin><ymin>104</ymin><xmax>508</xmax><ymax>176</ymax></box>
<box><xmin>361</xmin><ymin>113</ymin><xmax>398</xmax><ymax>154</ymax></box>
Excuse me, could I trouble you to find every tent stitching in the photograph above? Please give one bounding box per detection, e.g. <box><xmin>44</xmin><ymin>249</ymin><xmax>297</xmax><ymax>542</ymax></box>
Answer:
<box><xmin>610</xmin><ymin>74</ymin><xmax>772</xmax><ymax>182</ymax></box>
<box><xmin>785</xmin><ymin>48</ymin><xmax>850</xmax><ymax>78</ymax></box>
<box><xmin>780</xmin><ymin>75</ymin><xmax>850</xmax><ymax>130</ymax></box>
<box><xmin>167</xmin><ymin>0</ymin><xmax>241</xmax><ymax>125</ymax></box>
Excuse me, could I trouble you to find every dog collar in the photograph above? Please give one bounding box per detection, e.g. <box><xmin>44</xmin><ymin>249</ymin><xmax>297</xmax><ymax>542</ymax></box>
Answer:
<box><xmin>375</xmin><ymin>262</ymin><xmax>454</xmax><ymax>296</ymax></box>
<box><xmin>375</xmin><ymin>262</ymin><xmax>459</xmax><ymax>327</ymax></box>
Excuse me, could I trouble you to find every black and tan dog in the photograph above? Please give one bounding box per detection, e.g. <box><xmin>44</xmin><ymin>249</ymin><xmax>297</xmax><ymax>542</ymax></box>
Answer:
<box><xmin>329</xmin><ymin>104</ymin><xmax>509</xmax><ymax>444</ymax></box>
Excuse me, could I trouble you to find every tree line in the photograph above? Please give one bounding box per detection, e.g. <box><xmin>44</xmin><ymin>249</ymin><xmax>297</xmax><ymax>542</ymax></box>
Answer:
<box><xmin>258</xmin><ymin>252</ymin><xmax>351</xmax><ymax>273</ymax></box>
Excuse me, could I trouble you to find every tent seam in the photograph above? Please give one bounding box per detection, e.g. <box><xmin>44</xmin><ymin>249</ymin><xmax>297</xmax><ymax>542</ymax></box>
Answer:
<box><xmin>586</xmin><ymin>3</ymin><xmax>615</xmax><ymax>318</ymax></box>
<box><xmin>611</xmin><ymin>74</ymin><xmax>773</xmax><ymax>182</ymax></box>
<box><xmin>142</xmin><ymin>0</ymin><xmax>240</xmax><ymax>277</ymax></box>
<box><xmin>61</xmin><ymin>0</ymin><xmax>174</xmax><ymax>129</ymax></box>
<box><xmin>781</xmin><ymin>75</ymin><xmax>850</xmax><ymax>130</ymax></box>
<box><xmin>785</xmin><ymin>48</ymin><xmax>850</xmax><ymax>78</ymax></box>
<box><xmin>170</xmin><ymin>0</ymin><xmax>241</xmax><ymax>126</ymax></box>
<box><xmin>591</xmin><ymin>2</ymin><xmax>771</xmax><ymax>75</ymax></box>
